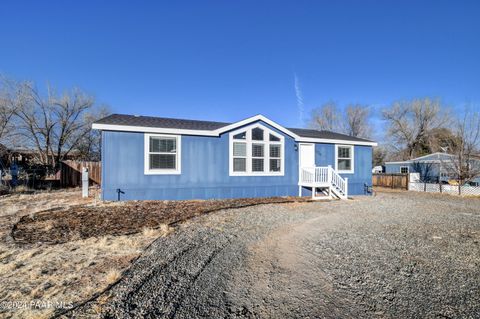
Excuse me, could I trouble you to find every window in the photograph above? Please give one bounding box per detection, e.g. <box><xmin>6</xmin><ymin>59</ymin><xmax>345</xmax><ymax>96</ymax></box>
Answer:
<box><xmin>270</xmin><ymin>144</ymin><xmax>281</xmax><ymax>172</ymax></box>
<box><xmin>335</xmin><ymin>145</ymin><xmax>354</xmax><ymax>174</ymax></box>
<box><xmin>233</xmin><ymin>131</ymin><xmax>246</xmax><ymax>140</ymax></box>
<box><xmin>229</xmin><ymin>124</ymin><xmax>284</xmax><ymax>176</ymax></box>
<box><xmin>144</xmin><ymin>134</ymin><xmax>181</xmax><ymax>174</ymax></box>
<box><xmin>252</xmin><ymin>143</ymin><xmax>264</xmax><ymax>172</ymax></box>
<box><xmin>400</xmin><ymin>166</ymin><xmax>409</xmax><ymax>174</ymax></box>
<box><xmin>233</xmin><ymin>142</ymin><xmax>247</xmax><ymax>172</ymax></box>
<box><xmin>269</xmin><ymin>134</ymin><xmax>280</xmax><ymax>142</ymax></box>
<box><xmin>252</xmin><ymin>127</ymin><xmax>264</xmax><ymax>141</ymax></box>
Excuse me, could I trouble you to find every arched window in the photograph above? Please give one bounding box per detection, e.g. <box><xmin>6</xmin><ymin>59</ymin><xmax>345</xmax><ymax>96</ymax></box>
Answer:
<box><xmin>229</xmin><ymin>124</ymin><xmax>284</xmax><ymax>176</ymax></box>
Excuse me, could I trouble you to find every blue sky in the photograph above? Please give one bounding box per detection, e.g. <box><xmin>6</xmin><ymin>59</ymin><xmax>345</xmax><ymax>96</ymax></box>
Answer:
<box><xmin>1</xmin><ymin>0</ymin><xmax>479</xmax><ymax>134</ymax></box>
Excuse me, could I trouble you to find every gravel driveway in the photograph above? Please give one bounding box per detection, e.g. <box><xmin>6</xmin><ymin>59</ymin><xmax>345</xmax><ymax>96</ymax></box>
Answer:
<box><xmin>66</xmin><ymin>191</ymin><xmax>480</xmax><ymax>318</ymax></box>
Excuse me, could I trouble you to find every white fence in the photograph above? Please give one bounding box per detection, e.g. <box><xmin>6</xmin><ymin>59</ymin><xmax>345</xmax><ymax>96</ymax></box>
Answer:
<box><xmin>408</xmin><ymin>182</ymin><xmax>480</xmax><ymax>196</ymax></box>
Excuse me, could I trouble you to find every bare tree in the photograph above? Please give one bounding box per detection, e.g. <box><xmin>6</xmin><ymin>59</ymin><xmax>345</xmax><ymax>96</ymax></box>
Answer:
<box><xmin>0</xmin><ymin>74</ymin><xmax>107</xmax><ymax>171</ymax></box>
<box><xmin>424</xmin><ymin>127</ymin><xmax>460</xmax><ymax>154</ymax></box>
<box><xmin>308</xmin><ymin>102</ymin><xmax>372</xmax><ymax>138</ymax></box>
<box><xmin>444</xmin><ymin>109</ymin><xmax>480</xmax><ymax>188</ymax></box>
<box><xmin>14</xmin><ymin>83</ymin><xmax>56</xmax><ymax>167</ymax></box>
<box><xmin>0</xmin><ymin>76</ymin><xmax>23</xmax><ymax>143</ymax></box>
<box><xmin>308</xmin><ymin>101</ymin><xmax>341</xmax><ymax>132</ymax></box>
<box><xmin>382</xmin><ymin>98</ymin><xmax>450</xmax><ymax>159</ymax></box>
<box><xmin>76</xmin><ymin>106</ymin><xmax>110</xmax><ymax>161</ymax></box>
<box><xmin>373</xmin><ymin>146</ymin><xmax>387</xmax><ymax>167</ymax></box>
<box><xmin>0</xmin><ymin>98</ymin><xmax>15</xmax><ymax>142</ymax></box>
<box><xmin>345</xmin><ymin>104</ymin><xmax>371</xmax><ymax>138</ymax></box>
<box><xmin>50</xmin><ymin>88</ymin><xmax>96</xmax><ymax>166</ymax></box>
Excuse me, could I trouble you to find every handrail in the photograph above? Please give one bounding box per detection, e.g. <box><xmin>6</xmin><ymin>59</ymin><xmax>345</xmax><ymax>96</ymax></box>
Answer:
<box><xmin>299</xmin><ymin>165</ymin><xmax>348</xmax><ymax>198</ymax></box>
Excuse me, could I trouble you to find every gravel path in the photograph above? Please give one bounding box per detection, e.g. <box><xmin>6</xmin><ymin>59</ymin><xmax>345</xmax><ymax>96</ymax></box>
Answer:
<box><xmin>66</xmin><ymin>191</ymin><xmax>480</xmax><ymax>318</ymax></box>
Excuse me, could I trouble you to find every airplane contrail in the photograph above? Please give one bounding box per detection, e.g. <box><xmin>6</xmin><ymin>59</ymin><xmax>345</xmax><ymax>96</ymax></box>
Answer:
<box><xmin>294</xmin><ymin>73</ymin><xmax>304</xmax><ymax>124</ymax></box>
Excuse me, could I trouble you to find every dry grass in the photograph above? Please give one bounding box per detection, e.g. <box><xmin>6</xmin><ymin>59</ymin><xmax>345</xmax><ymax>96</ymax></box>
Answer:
<box><xmin>143</xmin><ymin>224</ymin><xmax>174</xmax><ymax>238</ymax></box>
<box><xmin>0</xmin><ymin>190</ymin><xmax>166</xmax><ymax>319</ymax></box>
<box><xmin>142</xmin><ymin>227</ymin><xmax>161</xmax><ymax>238</ymax></box>
<box><xmin>0</xmin><ymin>188</ymin><xmax>95</xmax><ymax>218</ymax></box>
<box><xmin>12</xmin><ymin>185</ymin><xmax>31</xmax><ymax>193</ymax></box>
<box><xmin>105</xmin><ymin>269</ymin><xmax>122</xmax><ymax>285</ymax></box>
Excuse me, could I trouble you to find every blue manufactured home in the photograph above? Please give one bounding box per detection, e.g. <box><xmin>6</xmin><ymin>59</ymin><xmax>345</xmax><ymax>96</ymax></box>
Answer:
<box><xmin>93</xmin><ymin>114</ymin><xmax>377</xmax><ymax>201</ymax></box>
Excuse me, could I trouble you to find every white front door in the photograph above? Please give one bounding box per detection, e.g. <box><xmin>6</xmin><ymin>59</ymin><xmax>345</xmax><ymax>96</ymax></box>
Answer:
<box><xmin>299</xmin><ymin>143</ymin><xmax>315</xmax><ymax>169</ymax></box>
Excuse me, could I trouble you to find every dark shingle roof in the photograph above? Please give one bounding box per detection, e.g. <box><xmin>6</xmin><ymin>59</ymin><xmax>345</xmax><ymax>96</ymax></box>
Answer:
<box><xmin>287</xmin><ymin>127</ymin><xmax>374</xmax><ymax>143</ymax></box>
<box><xmin>95</xmin><ymin>114</ymin><xmax>230</xmax><ymax>131</ymax></box>
<box><xmin>95</xmin><ymin>114</ymin><xmax>375</xmax><ymax>143</ymax></box>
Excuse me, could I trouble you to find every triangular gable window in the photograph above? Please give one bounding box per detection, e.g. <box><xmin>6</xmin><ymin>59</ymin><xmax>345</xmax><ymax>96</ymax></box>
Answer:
<box><xmin>229</xmin><ymin>124</ymin><xmax>284</xmax><ymax>176</ymax></box>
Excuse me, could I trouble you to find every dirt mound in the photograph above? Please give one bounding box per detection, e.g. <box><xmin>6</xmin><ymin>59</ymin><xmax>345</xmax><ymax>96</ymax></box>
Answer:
<box><xmin>12</xmin><ymin>197</ymin><xmax>310</xmax><ymax>245</ymax></box>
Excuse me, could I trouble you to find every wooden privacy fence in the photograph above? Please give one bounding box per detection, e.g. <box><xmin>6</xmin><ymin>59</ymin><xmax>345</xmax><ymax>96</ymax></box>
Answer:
<box><xmin>372</xmin><ymin>173</ymin><xmax>409</xmax><ymax>190</ymax></box>
<box><xmin>60</xmin><ymin>160</ymin><xmax>101</xmax><ymax>187</ymax></box>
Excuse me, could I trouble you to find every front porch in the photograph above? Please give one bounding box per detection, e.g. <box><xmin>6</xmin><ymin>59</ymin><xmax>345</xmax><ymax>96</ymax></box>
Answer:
<box><xmin>298</xmin><ymin>166</ymin><xmax>348</xmax><ymax>200</ymax></box>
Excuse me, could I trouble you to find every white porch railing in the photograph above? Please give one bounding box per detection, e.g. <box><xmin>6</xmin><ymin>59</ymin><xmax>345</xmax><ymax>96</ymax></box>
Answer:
<box><xmin>300</xmin><ymin>167</ymin><xmax>329</xmax><ymax>184</ymax></box>
<box><xmin>299</xmin><ymin>166</ymin><xmax>348</xmax><ymax>199</ymax></box>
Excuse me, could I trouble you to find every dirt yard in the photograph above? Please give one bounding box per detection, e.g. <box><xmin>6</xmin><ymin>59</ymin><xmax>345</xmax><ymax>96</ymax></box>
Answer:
<box><xmin>0</xmin><ymin>190</ymin><xmax>173</xmax><ymax>319</ymax></box>
<box><xmin>0</xmin><ymin>191</ymin><xmax>309</xmax><ymax>319</ymax></box>
<box><xmin>62</xmin><ymin>191</ymin><xmax>480</xmax><ymax>319</ymax></box>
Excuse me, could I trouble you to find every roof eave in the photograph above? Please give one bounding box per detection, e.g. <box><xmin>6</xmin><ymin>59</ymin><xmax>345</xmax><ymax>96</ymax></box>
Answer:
<box><xmin>91</xmin><ymin>123</ymin><xmax>219</xmax><ymax>136</ymax></box>
<box><xmin>92</xmin><ymin>115</ymin><xmax>378</xmax><ymax>146</ymax></box>
<box><xmin>296</xmin><ymin>137</ymin><xmax>377</xmax><ymax>146</ymax></box>
<box><xmin>385</xmin><ymin>161</ymin><xmax>411</xmax><ymax>165</ymax></box>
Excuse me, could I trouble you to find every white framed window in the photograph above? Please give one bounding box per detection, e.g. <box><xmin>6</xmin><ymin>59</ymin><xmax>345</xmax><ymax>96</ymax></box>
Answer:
<box><xmin>144</xmin><ymin>134</ymin><xmax>181</xmax><ymax>175</ymax></box>
<box><xmin>229</xmin><ymin>124</ymin><xmax>284</xmax><ymax>176</ymax></box>
<box><xmin>400</xmin><ymin>166</ymin><xmax>409</xmax><ymax>174</ymax></box>
<box><xmin>335</xmin><ymin>144</ymin><xmax>354</xmax><ymax>174</ymax></box>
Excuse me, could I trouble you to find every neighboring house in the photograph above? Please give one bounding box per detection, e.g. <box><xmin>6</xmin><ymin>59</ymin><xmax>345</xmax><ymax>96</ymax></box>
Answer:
<box><xmin>92</xmin><ymin>114</ymin><xmax>377</xmax><ymax>201</ymax></box>
<box><xmin>385</xmin><ymin>152</ymin><xmax>480</xmax><ymax>185</ymax></box>
<box><xmin>0</xmin><ymin>147</ymin><xmax>81</xmax><ymax>168</ymax></box>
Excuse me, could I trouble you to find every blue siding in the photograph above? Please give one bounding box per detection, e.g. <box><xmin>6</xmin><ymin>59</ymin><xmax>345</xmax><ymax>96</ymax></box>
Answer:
<box><xmin>385</xmin><ymin>162</ymin><xmax>439</xmax><ymax>182</ymax></box>
<box><xmin>385</xmin><ymin>163</ymin><xmax>411</xmax><ymax>174</ymax></box>
<box><xmin>315</xmin><ymin>144</ymin><xmax>335</xmax><ymax>166</ymax></box>
<box><xmin>347</xmin><ymin>145</ymin><xmax>373</xmax><ymax>194</ymax></box>
<box><xmin>300</xmin><ymin>144</ymin><xmax>372</xmax><ymax>196</ymax></box>
<box><xmin>300</xmin><ymin>144</ymin><xmax>335</xmax><ymax>197</ymax></box>
<box><xmin>102</xmin><ymin>121</ymin><xmax>299</xmax><ymax>200</ymax></box>
<box><xmin>101</xmin><ymin>121</ymin><xmax>373</xmax><ymax>200</ymax></box>
<box><xmin>311</xmin><ymin>144</ymin><xmax>372</xmax><ymax>195</ymax></box>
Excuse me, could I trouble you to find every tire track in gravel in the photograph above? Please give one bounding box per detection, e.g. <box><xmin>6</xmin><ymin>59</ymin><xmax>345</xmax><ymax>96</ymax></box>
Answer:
<box><xmin>63</xmin><ymin>193</ymin><xmax>480</xmax><ymax>318</ymax></box>
<box><xmin>226</xmin><ymin>217</ymin><xmax>364</xmax><ymax>319</ymax></box>
<box><xmin>102</xmin><ymin>229</ymin><xmax>236</xmax><ymax>318</ymax></box>
<box><xmin>64</xmin><ymin>203</ymin><xmax>316</xmax><ymax>319</ymax></box>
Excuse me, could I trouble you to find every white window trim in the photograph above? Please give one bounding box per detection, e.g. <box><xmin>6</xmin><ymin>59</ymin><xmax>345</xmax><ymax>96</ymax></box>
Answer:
<box><xmin>229</xmin><ymin>123</ymin><xmax>285</xmax><ymax>176</ymax></box>
<box><xmin>335</xmin><ymin>144</ymin><xmax>354</xmax><ymax>174</ymax></box>
<box><xmin>144</xmin><ymin>133</ymin><xmax>181</xmax><ymax>175</ymax></box>
<box><xmin>400</xmin><ymin>166</ymin><xmax>409</xmax><ymax>174</ymax></box>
